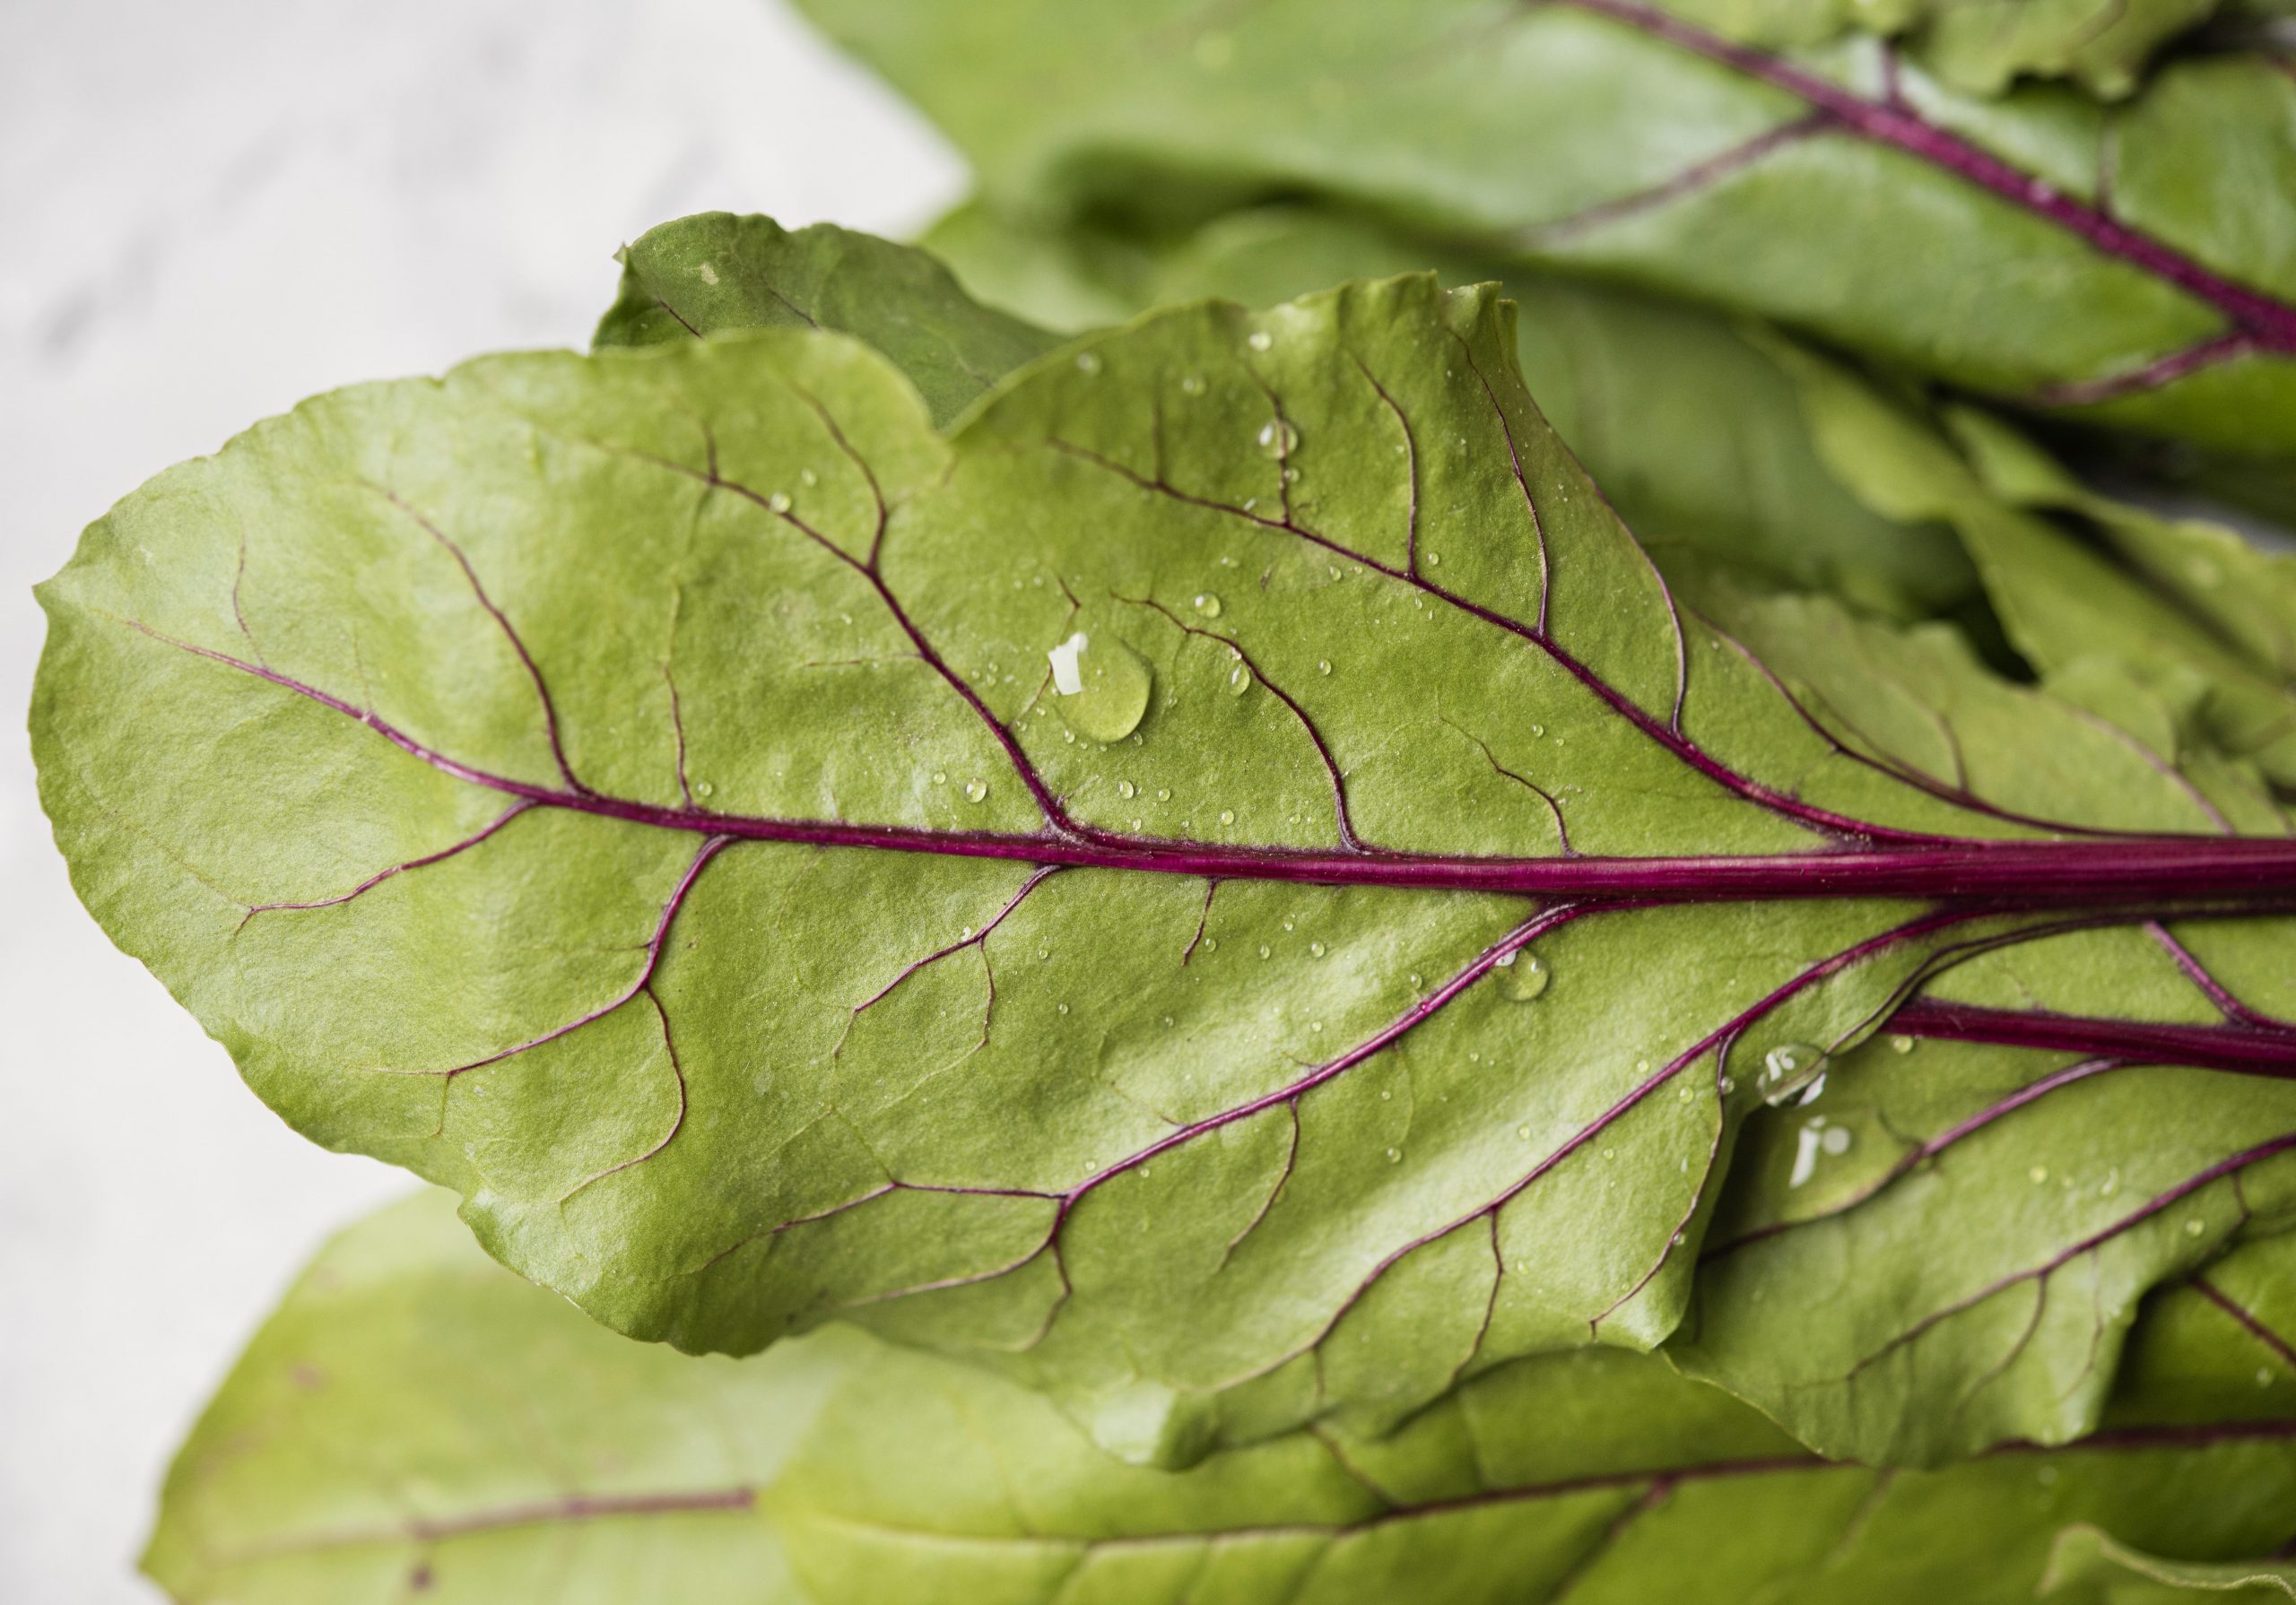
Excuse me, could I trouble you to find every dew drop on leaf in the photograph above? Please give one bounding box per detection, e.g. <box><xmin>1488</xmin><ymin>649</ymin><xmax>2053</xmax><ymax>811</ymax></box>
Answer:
<box><xmin>1117</xmin><ymin>779</ymin><xmax>1135</xmax><ymax>799</ymax></box>
<box><xmin>2186</xmin><ymin>1219</ymin><xmax>2206</xmax><ymax>1236</ymax></box>
<box><xmin>2030</xmin><ymin>1166</ymin><xmax>2049</xmax><ymax>1184</ymax></box>
<box><xmin>931</xmin><ymin>771</ymin><xmax>946</xmax><ymax>785</ymax></box>
<box><xmin>1821</xmin><ymin>1126</ymin><xmax>1852</xmax><ymax>1156</ymax></box>
<box><xmin>1318</xmin><ymin>659</ymin><xmax>1332</xmax><ymax>674</ymax></box>
<box><xmin>1308</xmin><ymin>941</ymin><xmax>1326</xmax><ymax>957</ymax></box>
<box><xmin>1074</xmin><ymin>351</ymin><xmax>1102</xmax><ymax>375</ymax></box>
<box><xmin>1048</xmin><ymin>632</ymin><xmax>1152</xmax><ymax>742</ymax></box>
<box><xmin>766</xmin><ymin>491</ymin><xmax>792</xmax><ymax>515</ymax></box>
<box><xmin>1220</xmin><ymin>809</ymin><xmax>1236</xmax><ymax>824</ymax></box>
<box><xmin>1386</xmin><ymin>1148</ymin><xmax>1402</xmax><ymax>1164</ymax></box>
<box><xmin>1764</xmin><ymin>1042</ymin><xmax>1822</xmax><ymax>1086</ymax></box>
<box><xmin>963</xmin><ymin>779</ymin><xmax>987</xmax><ymax>803</ymax></box>
<box><xmin>1247</xmin><ymin>330</ymin><xmax>1273</xmax><ymax>351</ymax></box>
<box><xmin>1890</xmin><ymin>1034</ymin><xmax>1915</xmax><ymax>1054</ymax></box>
<box><xmin>693</xmin><ymin>780</ymin><xmax>714</xmax><ymax>800</ymax></box>
<box><xmin>1257</xmin><ymin>419</ymin><xmax>1299</xmax><ymax>457</ymax></box>
<box><xmin>1257</xmin><ymin>944</ymin><xmax>1271</xmax><ymax>959</ymax></box>
<box><xmin>1194</xmin><ymin>592</ymin><xmax>1223</xmax><ymax>618</ymax></box>
<box><xmin>1500</xmin><ymin>950</ymin><xmax>1549</xmax><ymax>1002</ymax></box>
<box><xmin>1227</xmin><ymin>664</ymin><xmax>1252</xmax><ymax>696</ymax></box>
<box><xmin>1180</xmin><ymin>373</ymin><xmax>1205</xmax><ymax>395</ymax></box>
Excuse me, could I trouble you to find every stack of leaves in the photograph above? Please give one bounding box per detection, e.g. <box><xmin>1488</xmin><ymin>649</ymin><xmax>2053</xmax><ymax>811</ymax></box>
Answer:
<box><xmin>30</xmin><ymin>1</ymin><xmax>2296</xmax><ymax>1596</ymax></box>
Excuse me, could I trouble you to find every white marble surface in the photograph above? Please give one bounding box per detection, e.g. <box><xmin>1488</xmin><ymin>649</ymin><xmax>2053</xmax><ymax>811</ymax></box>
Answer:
<box><xmin>0</xmin><ymin>3</ymin><xmax>956</xmax><ymax>1596</ymax></box>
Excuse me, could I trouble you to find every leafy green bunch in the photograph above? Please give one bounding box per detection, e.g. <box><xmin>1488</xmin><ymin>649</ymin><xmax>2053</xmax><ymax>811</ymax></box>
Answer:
<box><xmin>31</xmin><ymin>1</ymin><xmax>2296</xmax><ymax>1598</ymax></box>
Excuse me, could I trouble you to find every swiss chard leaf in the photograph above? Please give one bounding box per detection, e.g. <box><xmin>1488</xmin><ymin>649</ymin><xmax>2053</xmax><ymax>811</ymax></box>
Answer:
<box><xmin>2042</xmin><ymin>1529</ymin><xmax>2296</xmax><ymax>1599</ymax></box>
<box><xmin>794</xmin><ymin>0</ymin><xmax>2296</xmax><ymax>463</ymax></box>
<box><xmin>596</xmin><ymin>213</ymin><xmax>1060</xmax><ymax>426</ymax></box>
<box><xmin>34</xmin><ymin>271</ymin><xmax>2296</xmax><ymax>1470</ymax></box>
<box><xmin>918</xmin><ymin>201</ymin><xmax>1983</xmax><ymax>625</ymax></box>
<box><xmin>145</xmin><ymin>1189</ymin><xmax>2296</xmax><ymax>1605</ymax></box>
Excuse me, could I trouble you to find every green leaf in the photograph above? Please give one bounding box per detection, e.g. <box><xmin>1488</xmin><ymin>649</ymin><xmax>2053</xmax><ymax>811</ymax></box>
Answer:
<box><xmin>1748</xmin><ymin>336</ymin><xmax>2296</xmax><ymax>789</ymax></box>
<box><xmin>595</xmin><ymin>212</ymin><xmax>1061</xmax><ymax>425</ymax></box>
<box><xmin>923</xmin><ymin>201</ymin><xmax>1981</xmax><ymax>624</ymax></box>
<box><xmin>35</xmin><ymin>269</ymin><xmax>2296</xmax><ymax>1468</ymax></box>
<box><xmin>795</xmin><ymin>0</ymin><xmax>2296</xmax><ymax>462</ymax></box>
<box><xmin>2043</xmin><ymin>1529</ymin><xmax>2296</xmax><ymax>1599</ymax></box>
<box><xmin>146</xmin><ymin>1190</ymin><xmax>2296</xmax><ymax>1604</ymax></box>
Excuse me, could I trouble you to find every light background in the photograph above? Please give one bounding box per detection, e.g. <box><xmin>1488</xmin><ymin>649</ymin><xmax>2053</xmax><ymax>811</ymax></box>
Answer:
<box><xmin>0</xmin><ymin>3</ymin><xmax>958</xmax><ymax>1596</ymax></box>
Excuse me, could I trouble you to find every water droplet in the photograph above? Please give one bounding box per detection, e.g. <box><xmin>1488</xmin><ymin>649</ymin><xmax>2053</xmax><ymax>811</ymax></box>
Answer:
<box><xmin>1227</xmin><ymin>664</ymin><xmax>1252</xmax><ymax>696</ymax></box>
<box><xmin>1201</xmin><ymin>937</ymin><xmax>1217</xmax><ymax>952</ymax></box>
<box><xmin>1718</xmin><ymin>1076</ymin><xmax>1737</xmax><ymax>1096</ymax></box>
<box><xmin>1378</xmin><ymin>1089</ymin><xmax>1390</xmax><ymax>1100</ymax></box>
<box><xmin>1157</xmin><ymin>788</ymin><xmax>1171</xmax><ymax>802</ymax></box>
<box><xmin>1821</xmin><ymin>1126</ymin><xmax>1852</xmax><ymax>1156</ymax></box>
<box><xmin>1764</xmin><ymin>1042</ymin><xmax>1822</xmax><ymax>1087</ymax></box>
<box><xmin>1219</xmin><ymin>809</ymin><xmax>1236</xmax><ymax>824</ymax></box>
<box><xmin>1500</xmin><ymin>950</ymin><xmax>1550</xmax><ymax>1002</ymax></box>
<box><xmin>1672</xmin><ymin>1230</ymin><xmax>1686</xmax><ymax>1246</ymax></box>
<box><xmin>1048</xmin><ymin>631</ymin><xmax>1153</xmax><ymax>742</ymax></box>
<box><xmin>1257</xmin><ymin>944</ymin><xmax>1271</xmax><ymax>959</ymax></box>
<box><xmin>1118</xmin><ymin>779</ymin><xmax>1136</xmax><ymax>799</ymax></box>
<box><xmin>1129</xmin><ymin>818</ymin><xmax>1143</xmax><ymax>829</ymax></box>
<box><xmin>798</xmin><ymin>468</ymin><xmax>818</xmax><ymax>488</ymax></box>
<box><xmin>1037</xmin><ymin>948</ymin><xmax>1049</xmax><ymax>960</ymax></box>
<box><xmin>1180</xmin><ymin>374</ymin><xmax>1205</xmax><ymax>395</ymax></box>
<box><xmin>1427</xmin><ymin>552</ymin><xmax>1441</xmax><ymax>567</ymax></box>
<box><xmin>1318</xmin><ymin>659</ymin><xmax>1332</xmax><ymax>675</ymax></box>
<box><xmin>1248</xmin><ymin>330</ymin><xmax>1273</xmax><ymax>352</ymax></box>
<box><xmin>1193</xmin><ymin>592</ymin><xmax>1223</xmax><ymax>618</ymax></box>
<box><xmin>1890</xmin><ymin>1034</ymin><xmax>1915</xmax><ymax>1054</ymax></box>
<box><xmin>2099</xmin><ymin>1167</ymin><xmax>2120</xmax><ymax>1197</ymax></box>
<box><xmin>963</xmin><ymin>779</ymin><xmax>987</xmax><ymax>803</ymax></box>
<box><xmin>766</xmin><ymin>491</ymin><xmax>792</xmax><ymax>514</ymax></box>
<box><xmin>1161</xmin><ymin>1014</ymin><xmax>1173</xmax><ymax>1028</ymax></box>
<box><xmin>1601</xmin><ymin>1147</ymin><xmax>1615</xmax><ymax>1160</ymax></box>
<box><xmin>1309</xmin><ymin>941</ymin><xmax>1326</xmax><ymax>957</ymax></box>
<box><xmin>1074</xmin><ymin>351</ymin><xmax>1102</xmax><ymax>375</ymax></box>
<box><xmin>1518</xmin><ymin>1124</ymin><xmax>1532</xmax><ymax>1140</ymax></box>
<box><xmin>1057</xmin><ymin>1002</ymin><xmax>1069</xmax><ymax>1015</ymax></box>
<box><xmin>931</xmin><ymin>771</ymin><xmax>946</xmax><ymax>785</ymax></box>
<box><xmin>1408</xmin><ymin>972</ymin><xmax>1422</xmax><ymax>987</ymax></box>
<box><xmin>1283</xmin><ymin>919</ymin><xmax>1295</xmax><ymax>932</ymax></box>
<box><xmin>1529</xmin><ymin>724</ymin><xmax>1546</xmax><ymax>738</ymax></box>
<box><xmin>1386</xmin><ymin>1147</ymin><xmax>1402</xmax><ymax>1163</ymax></box>
<box><xmin>693</xmin><ymin>780</ymin><xmax>715</xmax><ymax>799</ymax></box>
<box><xmin>2185</xmin><ymin>1218</ymin><xmax>2206</xmax><ymax>1236</ymax></box>
<box><xmin>1309</xmin><ymin>1020</ymin><xmax>1324</xmax><ymax>1033</ymax></box>
<box><xmin>2261</xmin><ymin>1368</ymin><xmax>2278</xmax><ymax>1388</ymax></box>
<box><xmin>1257</xmin><ymin>419</ymin><xmax>1299</xmax><ymax>458</ymax></box>
<box><xmin>2030</xmin><ymin>1166</ymin><xmax>2049</xmax><ymax>1184</ymax></box>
